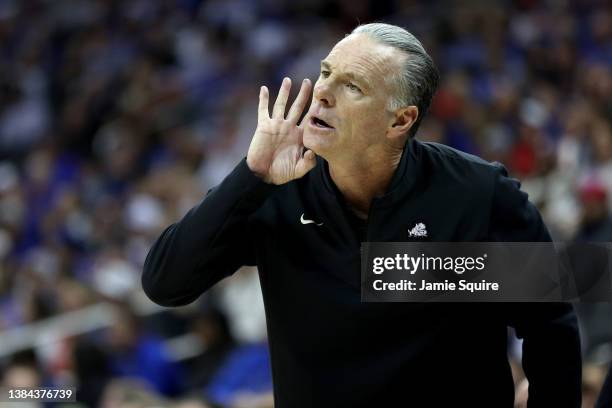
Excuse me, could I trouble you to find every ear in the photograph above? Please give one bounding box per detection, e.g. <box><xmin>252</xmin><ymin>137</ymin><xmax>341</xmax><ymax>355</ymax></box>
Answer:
<box><xmin>387</xmin><ymin>106</ymin><xmax>419</xmax><ymax>141</ymax></box>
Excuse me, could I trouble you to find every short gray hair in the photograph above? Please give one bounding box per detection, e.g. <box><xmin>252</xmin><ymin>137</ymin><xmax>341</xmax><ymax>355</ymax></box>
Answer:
<box><xmin>351</xmin><ymin>23</ymin><xmax>439</xmax><ymax>138</ymax></box>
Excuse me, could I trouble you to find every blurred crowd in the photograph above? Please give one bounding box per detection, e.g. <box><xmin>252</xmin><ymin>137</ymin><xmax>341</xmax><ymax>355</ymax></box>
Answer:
<box><xmin>0</xmin><ymin>0</ymin><xmax>611</xmax><ymax>406</ymax></box>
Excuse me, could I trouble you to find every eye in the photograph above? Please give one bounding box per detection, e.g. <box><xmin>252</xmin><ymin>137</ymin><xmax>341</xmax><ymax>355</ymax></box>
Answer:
<box><xmin>320</xmin><ymin>70</ymin><xmax>330</xmax><ymax>78</ymax></box>
<box><xmin>346</xmin><ymin>82</ymin><xmax>361</xmax><ymax>93</ymax></box>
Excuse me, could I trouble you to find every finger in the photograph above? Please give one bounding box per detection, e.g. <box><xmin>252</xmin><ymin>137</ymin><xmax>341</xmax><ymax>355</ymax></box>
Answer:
<box><xmin>295</xmin><ymin>149</ymin><xmax>317</xmax><ymax>178</ymax></box>
<box><xmin>287</xmin><ymin>78</ymin><xmax>312</xmax><ymax>124</ymax></box>
<box><xmin>272</xmin><ymin>77</ymin><xmax>291</xmax><ymax>119</ymax></box>
<box><xmin>258</xmin><ymin>86</ymin><xmax>270</xmax><ymax>121</ymax></box>
<box><xmin>298</xmin><ymin>112</ymin><xmax>310</xmax><ymax>129</ymax></box>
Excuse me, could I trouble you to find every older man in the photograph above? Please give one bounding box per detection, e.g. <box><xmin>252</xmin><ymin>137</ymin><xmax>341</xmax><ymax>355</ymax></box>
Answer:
<box><xmin>142</xmin><ymin>23</ymin><xmax>581</xmax><ymax>407</ymax></box>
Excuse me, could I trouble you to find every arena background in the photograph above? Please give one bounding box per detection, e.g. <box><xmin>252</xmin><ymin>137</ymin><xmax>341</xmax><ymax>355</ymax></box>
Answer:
<box><xmin>0</xmin><ymin>0</ymin><xmax>610</xmax><ymax>406</ymax></box>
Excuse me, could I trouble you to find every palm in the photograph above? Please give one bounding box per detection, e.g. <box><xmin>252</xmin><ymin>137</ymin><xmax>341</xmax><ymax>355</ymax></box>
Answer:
<box><xmin>247</xmin><ymin>78</ymin><xmax>316</xmax><ymax>185</ymax></box>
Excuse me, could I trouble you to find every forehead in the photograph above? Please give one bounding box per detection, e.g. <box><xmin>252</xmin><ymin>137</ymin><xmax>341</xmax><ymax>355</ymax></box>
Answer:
<box><xmin>324</xmin><ymin>34</ymin><xmax>403</xmax><ymax>84</ymax></box>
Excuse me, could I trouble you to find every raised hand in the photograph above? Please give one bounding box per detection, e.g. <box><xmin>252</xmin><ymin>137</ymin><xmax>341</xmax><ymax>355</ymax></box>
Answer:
<box><xmin>246</xmin><ymin>77</ymin><xmax>316</xmax><ymax>185</ymax></box>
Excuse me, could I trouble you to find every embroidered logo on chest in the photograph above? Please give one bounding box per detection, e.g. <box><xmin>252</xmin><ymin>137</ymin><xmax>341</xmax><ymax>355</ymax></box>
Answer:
<box><xmin>408</xmin><ymin>222</ymin><xmax>427</xmax><ymax>238</ymax></box>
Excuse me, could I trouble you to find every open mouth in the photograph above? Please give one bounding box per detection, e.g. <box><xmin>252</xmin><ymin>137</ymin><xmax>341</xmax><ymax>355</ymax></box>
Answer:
<box><xmin>311</xmin><ymin>117</ymin><xmax>334</xmax><ymax>129</ymax></box>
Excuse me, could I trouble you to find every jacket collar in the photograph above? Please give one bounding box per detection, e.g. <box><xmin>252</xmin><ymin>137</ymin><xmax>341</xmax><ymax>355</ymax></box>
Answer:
<box><xmin>317</xmin><ymin>137</ymin><xmax>422</xmax><ymax>205</ymax></box>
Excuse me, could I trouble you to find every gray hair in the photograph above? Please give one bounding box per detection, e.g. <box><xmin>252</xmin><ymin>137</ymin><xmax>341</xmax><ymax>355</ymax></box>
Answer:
<box><xmin>351</xmin><ymin>23</ymin><xmax>439</xmax><ymax>138</ymax></box>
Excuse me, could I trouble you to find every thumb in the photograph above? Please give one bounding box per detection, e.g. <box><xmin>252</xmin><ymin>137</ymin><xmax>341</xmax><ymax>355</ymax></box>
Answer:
<box><xmin>294</xmin><ymin>149</ymin><xmax>317</xmax><ymax>179</ymax></box>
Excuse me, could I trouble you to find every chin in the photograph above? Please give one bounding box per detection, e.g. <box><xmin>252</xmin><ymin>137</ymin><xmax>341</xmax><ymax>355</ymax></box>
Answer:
<box><xmin>303</xmin><ymin>129</ymin><xmax>333</xmax><ymax>157</ymax></box>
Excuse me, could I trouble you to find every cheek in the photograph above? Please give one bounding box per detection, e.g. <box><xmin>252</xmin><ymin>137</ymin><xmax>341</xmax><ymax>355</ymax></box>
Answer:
<box><xmin>348</xmin><ymin>106</ymin><xmax>389</xmax><ymax>133</ymax></box>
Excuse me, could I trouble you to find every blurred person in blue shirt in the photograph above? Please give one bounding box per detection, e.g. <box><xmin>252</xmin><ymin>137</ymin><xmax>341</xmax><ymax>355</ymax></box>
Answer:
<box><xmin>105</xmin><ymin>303</ymin><xmax>184</xmax><ymax>397</ymax></box>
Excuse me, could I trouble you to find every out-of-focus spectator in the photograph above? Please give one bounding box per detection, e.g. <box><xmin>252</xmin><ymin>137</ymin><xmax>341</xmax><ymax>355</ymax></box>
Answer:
<box><xmin>185</xmin><ymin>306</ymin><xmax>236</xmax><ymax>390</ymax></box>
<box><xmin>99</xmin><ymin>378</ymin><xmax>168</xmax><ymax>408</ymax></box>
<box><xmin>106</xmin><ymin>304</ymin><xmax>185</xmax><ymax>397</ymax></box>
<box><xmin>597</xmin><ymin>363</ymin><xmax>612</xmax><ymax>408</ymax></box>
<box><xmin>570</xmin><ymin>179</ymin><xmax>612</xmax><ymax>365</ymax></box>
<box><xmin>1</xmin><ymin>349</ymin><xmax>43</xmax><ymax>388</ymax></box>
<box><xmin>575</xmin><ymin>179</ymin><xmax>612</xmax><ymax>242</ymax></box>
<box><xmin>73</xmin><ymin>338</ymin><xmax>112</xmax><ymax>408</ymax></box>
<box><xmin>205</xmin><ymin>342</ymin><xmax>273</xmax><ymax>408</ymax></box>
<box><xmin>215</xmin><ymin>267</ymin><xmax>267</xmax><ymax>344</ymax></box>
<box><xmin>173</xmin><ymin>397</ymin><xmax>212</xmax><ymax>408</ymax></box>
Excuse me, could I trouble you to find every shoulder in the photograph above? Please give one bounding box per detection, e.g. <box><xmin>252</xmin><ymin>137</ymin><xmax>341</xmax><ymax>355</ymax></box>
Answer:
<box><xmin>415</xmin><ymin>141</ymin><xmax>548</xmax><ymax>240</ymax></box>
<box><xmin>418</xmin><ymin>141</ymin><xmax>502</xmax><ymax>175</ymax></box>
<box><xmin>415</xmin><ymin>141</ymin><xmax>505</xmax><ymax>198</ymax></box>
<box><xmin>418</xmin><ymin>142</ymin><xmax>533</xmax><ymax>212</ymax></box>
<box><xmin>421</xmin><ymin>142</ymin><xmax>556</xmax><ymax>241</ymax></box>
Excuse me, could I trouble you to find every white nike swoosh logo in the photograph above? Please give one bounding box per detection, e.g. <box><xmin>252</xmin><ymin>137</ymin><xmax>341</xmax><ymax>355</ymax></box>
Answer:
<box><xmin>300</xmin><ymin>213</ymin><xmax>323</xmax><ymax>226</ymax></box>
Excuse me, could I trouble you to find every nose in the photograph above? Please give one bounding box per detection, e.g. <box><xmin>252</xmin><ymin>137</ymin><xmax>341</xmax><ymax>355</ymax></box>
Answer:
<box><xmin>314</xmin><ymin>80</ymin><xmax>335</xmax><ymax>107</ymax></box>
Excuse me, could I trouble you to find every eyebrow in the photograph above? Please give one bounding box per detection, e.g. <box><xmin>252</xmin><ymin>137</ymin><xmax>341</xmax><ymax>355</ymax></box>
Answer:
<box><xmin>320</xmin><ymin>60</ymin><xmax>371</xmax><ymax>90</ymax></box>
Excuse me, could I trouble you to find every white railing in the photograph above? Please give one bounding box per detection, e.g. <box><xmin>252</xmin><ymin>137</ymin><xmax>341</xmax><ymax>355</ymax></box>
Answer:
<box><xmin>0</xmin><ymin>291</ymin><xmax>203</xmax><ymax>361</ymax></box>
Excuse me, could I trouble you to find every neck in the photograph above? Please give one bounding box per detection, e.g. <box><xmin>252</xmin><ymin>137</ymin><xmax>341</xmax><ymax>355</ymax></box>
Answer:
<box><xmin>328</xmin><ymin>144</ymin><xmax>404</xmax><ymax>219</ymax></box>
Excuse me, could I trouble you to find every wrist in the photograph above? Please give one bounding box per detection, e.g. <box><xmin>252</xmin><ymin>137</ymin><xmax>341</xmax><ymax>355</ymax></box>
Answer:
<box><xmin>246</xmin><ymin>157</ymin><xmax>270</xmax><ymax>181</ymax></box>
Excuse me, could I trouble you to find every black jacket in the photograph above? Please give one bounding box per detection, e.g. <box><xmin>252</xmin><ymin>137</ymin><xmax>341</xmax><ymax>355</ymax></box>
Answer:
<box><xmin>142</xmin><ymin>139</ymin><xmax>581</xmax><ymax>407</ymax></box>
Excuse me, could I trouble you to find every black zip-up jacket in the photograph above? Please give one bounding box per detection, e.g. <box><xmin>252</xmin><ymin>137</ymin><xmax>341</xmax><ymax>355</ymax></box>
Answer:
<box><xmin>142</xmin><ymin>139</ymin><xmax>581</xmax><ymax>407</ymax></box>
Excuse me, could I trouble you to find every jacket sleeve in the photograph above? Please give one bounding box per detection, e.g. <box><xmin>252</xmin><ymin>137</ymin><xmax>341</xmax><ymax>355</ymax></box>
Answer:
<box><xmin>488</xmin><ymin>165</ymin><xmax>582</xmax><ymax>407</ymax></box>
<box><xmin>141</xmin><ymin>159</ymin><xmax>276</xmax><ymax>307</ymax></box>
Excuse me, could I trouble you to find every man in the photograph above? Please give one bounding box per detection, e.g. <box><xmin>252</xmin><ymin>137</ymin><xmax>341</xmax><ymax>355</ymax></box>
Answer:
<box><xmin>142</xmin><ymin>23</ymin><xmax>581</xmax><ymax>407</ymax></box>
